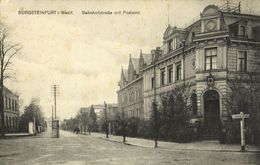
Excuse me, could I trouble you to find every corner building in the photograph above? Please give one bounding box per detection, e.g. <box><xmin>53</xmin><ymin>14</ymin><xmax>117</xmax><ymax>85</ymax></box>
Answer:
<box><xmin>142</xmin><ymin>4</ymin><xmax>260</xmax><ymax>138</ymax></box>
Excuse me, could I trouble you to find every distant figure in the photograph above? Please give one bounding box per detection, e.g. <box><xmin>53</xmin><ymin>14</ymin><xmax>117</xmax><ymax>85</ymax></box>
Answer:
<box><xmin>73</xmin><ymin>127</ymin><xmax>80</xmax><ymax>134</ymax></box>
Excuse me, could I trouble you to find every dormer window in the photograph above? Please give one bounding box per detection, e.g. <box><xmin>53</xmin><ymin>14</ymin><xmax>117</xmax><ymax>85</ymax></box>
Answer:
<box><xmin>168</xmin><ymin>39</ymin><xmax>173</xmax><ymax>52</ymax></box>
<box><xmin>192</xmin><ymin>32</ymin><xmax>195</xmax><ymax>41</ymax></box>
<box><xmin>239</xmin><ymin>25</ymin><xmax>246</xmax><ymax>37</ymax></box>
<box><xmin>167</xmin><ymin>37</ymin><xmax>177</xmax><ymax>53</ymax></box>
<box><xmin>230</xmin><ymin>21</ymin><xmax>248</xmax><ymax>38</ymax></box>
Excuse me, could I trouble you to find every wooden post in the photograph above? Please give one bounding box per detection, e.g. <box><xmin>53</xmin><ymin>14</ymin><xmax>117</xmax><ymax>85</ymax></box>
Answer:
<box><xmin>33</xmin><ymin>117</ymin><xmax>36</xmax><ymax>134</ymax></box>
<box><xmin>232</xmin><ymin>112</ymin><xmax>250</xmax><ymax>151</ymax></box>
<box><xmin>240</xmin><ymin>117</ymin><xmax>245</xmax><ymax>151</ymax></box>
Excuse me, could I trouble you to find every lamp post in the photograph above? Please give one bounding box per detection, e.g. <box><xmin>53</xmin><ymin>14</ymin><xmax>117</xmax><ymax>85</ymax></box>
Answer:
<box><xmin>104</xmin><ymin>102</ymin><xmax>109</xmax><ymax>138</ymax></box>
<box><xmin>153</xmin><ymin>50</ymin><xmax>158</xmax><ymax>148</ymax></box>
<box><xmin>182</xmin><ymin>40</ymin><xmax>186</xmax><ymax>86</ymax></box>
<box><xmin>122</xmin><ymin>107</ymin><xmax>126</xmax><ymax>142</ymax></box>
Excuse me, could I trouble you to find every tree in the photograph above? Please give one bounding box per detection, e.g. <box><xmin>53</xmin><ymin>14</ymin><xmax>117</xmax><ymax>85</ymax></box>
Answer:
<box><xmin>19</xmin><ymin>98</ymin><xmax>44</xmax><ymax>132</ymax></box>
<box><xmin>60</xmin><ymin>117</ymin><xmax>77</xmax><ymax>131</ymax></box>
<box><xmin>0</xmin><ymin>22</ymin><xmax>21</xmax><ymax>137</ymax></box>
<box><xmin>88</xmin><ymin>105</ymin><xmax>98</xmax><ymax>133</ymax></box>
<box><xmin>80</xmin><ymin>111</ymin><xmax>89</xmax><ymax>134</ymax></box>
<box><xmin>157</xmin><ymin>85</ymin><xmax>192</xmax><ymax>142</ymax></box>
<box><xmin>226</xmin><ymin>75</ymin><xmax>260</xmax><ymax>144</ymax></box>
<box><xmin>225</xmin><ymin>49</ymin><xmax>260</xmax><ymax>145</ymax></box>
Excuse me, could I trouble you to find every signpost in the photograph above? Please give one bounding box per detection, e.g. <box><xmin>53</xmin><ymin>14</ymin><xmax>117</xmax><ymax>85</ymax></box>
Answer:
<box><xmin>232</xmin><ymin>112</ymin><xmax>250</xmax><ymax>151</ymax></box>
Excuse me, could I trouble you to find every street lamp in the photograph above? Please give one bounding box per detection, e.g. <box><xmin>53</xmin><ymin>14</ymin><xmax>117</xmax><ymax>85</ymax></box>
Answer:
<box><xmin>152</xmin><ymin>50</ymin><xmax>158</xmax><ymax>148</ymax></box>
<box><xmin>122</xmin><ymin>107</ymin><xmax>126</xmax><ymax>142</ymax></box>
<box><xmin>104</xmin><ymin>102</ymin><xmax>109</xmax><ymax>138</ymax></box>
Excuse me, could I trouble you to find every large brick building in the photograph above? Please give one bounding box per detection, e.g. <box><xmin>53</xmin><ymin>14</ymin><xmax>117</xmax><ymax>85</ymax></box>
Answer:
<box><xmin>118</xmin><ymin>4</ymin><xmax>260</xmax><ymax>138</ymax></box>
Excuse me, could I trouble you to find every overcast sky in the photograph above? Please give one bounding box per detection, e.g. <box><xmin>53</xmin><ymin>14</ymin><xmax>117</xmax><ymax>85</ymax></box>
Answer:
<box><xmin>0</xmin><ymin>0</ymin><xmax>260</xmax><ymax>120</ymax></box>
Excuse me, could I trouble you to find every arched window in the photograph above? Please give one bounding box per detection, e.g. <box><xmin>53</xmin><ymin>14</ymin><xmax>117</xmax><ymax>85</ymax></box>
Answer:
<box><xmin>191</xmin><ymin>93</ymin><xmax>197</xmax><ymax>116</ymax></box>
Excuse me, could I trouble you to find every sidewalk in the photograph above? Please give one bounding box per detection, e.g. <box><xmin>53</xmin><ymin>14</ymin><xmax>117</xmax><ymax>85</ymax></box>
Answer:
<box><xmin>5</xmin><ymin>133</ymin><xmax>31</xmax><ymax>137</ymax></box>
<box><xmin>3</xmin><ymin>129</ymin><xmax>51</xmax><ymax>138</ymax></box>
<box><xmin>89</xmin><ymin>132</ymin><xmax>260</xmax><ymax>153</ymax></box>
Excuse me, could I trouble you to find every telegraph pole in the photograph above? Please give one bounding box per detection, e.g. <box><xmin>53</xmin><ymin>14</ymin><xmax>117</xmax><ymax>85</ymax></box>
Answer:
<box><xmin>52</xmin><ymin>106</ymin><xmax>53</xmax><ymax>122</ymax></box>
<box><xmin>51</xmin><ymin>84</ymin><xmax>60</xmax><ymax>138</ymax></box>
<box><xmin>51</xmin><ymin>85</ymin><xmax>59</xmax><ymax>118</ymax></box>
<box><xmin>51</xmin><ymin>106</ymin><xmax>53</xmax><ymax>134</ymax></box>
<box><xmin>53</xmin><ymin>85</ymin><xmax>58</xmax><ymax>119</ymax></box>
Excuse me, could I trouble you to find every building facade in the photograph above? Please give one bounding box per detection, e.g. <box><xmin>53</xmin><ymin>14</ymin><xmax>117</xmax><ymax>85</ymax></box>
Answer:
<box><xmin>118</xmin><ymin>53</ymin><xmax>152</xmax><ymax>119</ymax></box>
<box><xmin>0</xmin><ymin>87</ymin><xmax>19</xmax><ymax>133</ymax></box>
<box><xmin>118</xmin><ymin>4</ymin><xmax>260</xmax><ymax>138</ymax></box>
<box><xmin>79</xmin><ymin>103</ymin><xmax>118</xmax><ymax>133</ymax></box>
<box><xmin>100</xmin><ymin>104</ymin><xmax>118</xmax><ymax>134</ymax></box>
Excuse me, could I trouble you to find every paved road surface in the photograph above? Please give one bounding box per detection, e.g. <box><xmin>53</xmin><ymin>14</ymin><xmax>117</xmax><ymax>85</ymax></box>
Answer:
<box><xmin>0</xmin><ymin>130</ymin><xmax>259</xmax><ymax>165</ymax></box>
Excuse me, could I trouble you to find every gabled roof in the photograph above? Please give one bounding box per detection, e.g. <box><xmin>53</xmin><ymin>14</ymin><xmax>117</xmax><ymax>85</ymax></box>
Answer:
<box><xmin>3</xmin><ymin>86</ymin><xmax>19</xmax><ymax>98</ymax></box>
<box><xmin>223</xmin><ymin>14</ymin><xmax>260</xmax><ymax>28</ymax></box>
<box><xmin>142</xmin><ymin>53</ymin><xmax>152</xmax><ymax>65</ymax></box>
<box><xmin>163</xmin><ymin>24</ymin><xmax>186</xmax><ymax>39</ymax></box>
<box><xmin>131</xmin><ymin>58</ymin><xmax>140</xmax><ymax>74</ymax></box>
<box><xmin>123</xmin><ymin>69</ymin><xmax>128</xmax><ymax>81</ymax></box>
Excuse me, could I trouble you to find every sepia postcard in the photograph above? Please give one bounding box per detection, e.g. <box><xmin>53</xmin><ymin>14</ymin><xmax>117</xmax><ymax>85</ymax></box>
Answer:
<box><xmin>0</xmin><ymin>0</ymin><xmax>260</xmax><ymax>164</ymax></box>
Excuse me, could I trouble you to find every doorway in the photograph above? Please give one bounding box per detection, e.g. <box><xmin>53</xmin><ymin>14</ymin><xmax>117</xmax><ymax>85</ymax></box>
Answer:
<box><xmin>203</xmin><ymin>90</ymin><xmax>220</xmax><ymax>137</ymax></box>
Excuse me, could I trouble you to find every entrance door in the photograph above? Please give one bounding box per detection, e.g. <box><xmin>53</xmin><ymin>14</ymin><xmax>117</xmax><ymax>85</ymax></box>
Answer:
<box><xmin>203</xmin><ymin>90</ymin><xmax>220</xmax><ymax>137</ymax></box>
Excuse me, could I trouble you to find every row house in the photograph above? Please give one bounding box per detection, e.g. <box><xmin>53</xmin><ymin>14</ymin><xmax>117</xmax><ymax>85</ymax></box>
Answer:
<box><xmin>118</xmin><ymin>4</ymin><xmax>260</xmax><ymax>139</ymax></box>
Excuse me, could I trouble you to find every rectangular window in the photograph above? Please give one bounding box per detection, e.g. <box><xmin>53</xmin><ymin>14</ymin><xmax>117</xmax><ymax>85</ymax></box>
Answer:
<box><xmin>167</xmin><ymin>65</ymin><xmax>173</xmax><ymax>83</ymax></box>
<box><xmin>5</xmin><ymin>97</ymin><xmax>7</xmax><ymax>109</ymax></box>
<box><xmin>151</xmin><ymin>77</ymin><xmax>155</xmax><ymax>89</ymax></box>
<box><xmin>239</xmin><ymin>25</ymin><xmax>246</xmax><ymax>37</ymax></box>
<box><xmin>168</xmin><ymin>39</ymin><xmax>173</xmax><ymax>53</ymax></box>
<box><xmin>205</xmin><ymin>48</ymin><xmax>217</xmax><ymax>70</ymax></box>
<box><xmin>9</xmin><ymin>98</ymin><xmax>11</xmax><ymax>109</ymax></box>
<box><xmin>176</xmin><ymin>62</ymin><xmax>182</xmax><ymax>81</ymax></box>
<box><xmin>6</xmin><ymin>116</ymin><xmax>8</xmax><ymax>127</ymax></box>
<box><xmin>173</xmin><ymin>37</ymin><xmax>177</xmax><ymax>50</ymax></box>
<box><xmin>160</xmin><ymin>68</ymin><xmax>166</xmax><ymax>86</ymax></box>
<box><xmin>238</xmin><ymin>51</ymin><xmax>247</xmax><ymax>72</ymax></box>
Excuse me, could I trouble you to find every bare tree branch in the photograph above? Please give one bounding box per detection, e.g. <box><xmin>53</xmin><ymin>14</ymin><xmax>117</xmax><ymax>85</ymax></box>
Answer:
<box><xmin>3</xmin><ymin>47</ymin><xmax>21</xmax><ymax>72</ymax></box>
<box><xmin>4</xmin><ymin>44</ymin><xmax>20</xmax><ymax>56</ymax></box>
<box><xmin>3</xmin><ymin>75</ymin><xmax>15</xmax><ymax>81</ymax></box>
